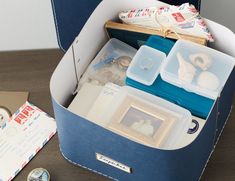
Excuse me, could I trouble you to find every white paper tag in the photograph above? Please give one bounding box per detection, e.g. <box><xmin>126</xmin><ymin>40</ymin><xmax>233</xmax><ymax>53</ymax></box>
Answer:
<box><xmin>96</xmin><ymin>153</ymin><xmax>131</xmax><ymax>173</ymax></box>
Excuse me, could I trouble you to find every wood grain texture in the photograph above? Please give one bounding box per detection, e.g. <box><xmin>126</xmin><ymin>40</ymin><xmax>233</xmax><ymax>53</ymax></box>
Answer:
<box><xmin>0</xmin><ymin>50</ymin><xmax>234</xmax><ymax>181</ymax></box>
<box><xmin>105</xmin><ymin>21</ymin><xmax>207</xmax><ymax>45</ymax></box>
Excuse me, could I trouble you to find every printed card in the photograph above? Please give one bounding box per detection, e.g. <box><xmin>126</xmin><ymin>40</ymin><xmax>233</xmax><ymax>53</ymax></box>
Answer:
<box><xmin>0</xmin><ymin>102</ymin><xmax>56</xmax><ymax>181</ymax></box>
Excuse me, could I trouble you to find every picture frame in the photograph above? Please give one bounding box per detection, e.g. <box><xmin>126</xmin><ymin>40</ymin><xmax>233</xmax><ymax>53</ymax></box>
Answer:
<box><xmin>107</xmin><ymin>95</ymin><xmax>177</xmax><ymax>147</ymax></box>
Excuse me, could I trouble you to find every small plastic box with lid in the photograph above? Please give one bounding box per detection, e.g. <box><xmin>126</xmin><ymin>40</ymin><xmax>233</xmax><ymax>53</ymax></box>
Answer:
<box><xmin>160</xmin><ymin>39</ymin><xmax>235</xmax><ymax>99</ymax></box>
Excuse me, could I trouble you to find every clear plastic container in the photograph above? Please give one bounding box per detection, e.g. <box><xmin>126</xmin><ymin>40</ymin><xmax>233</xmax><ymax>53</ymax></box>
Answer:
<box><xmin>127</xmin><ymin>45</ymin><xmax>166</xmax><ymax>86</ymax></box>
<box><xmin>79</xmin><ymin>38</ymin><xmax>137</xmax><ymax>87</ymax></box>
<box><xmin>160</xmin><ymin>40</ymin><xmax>235</xmax><ymax>99</ymax></box>
<box><xmin>100</xmin><ymin>86</ymin><xmax>192</xmax><ymax>149</ymax></box>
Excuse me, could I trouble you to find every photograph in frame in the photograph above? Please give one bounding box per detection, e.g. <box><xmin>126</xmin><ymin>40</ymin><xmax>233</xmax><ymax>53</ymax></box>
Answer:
<box><xmin>108</xmin><ymin>95</ymin><xmax>176</xmax><ymax>147</ymax></box>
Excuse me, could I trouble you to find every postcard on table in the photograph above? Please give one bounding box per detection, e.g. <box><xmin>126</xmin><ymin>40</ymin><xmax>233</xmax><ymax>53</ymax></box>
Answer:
<box><xmin>0</xmin><ymin>101</ymin><xmax>56</xmax><ymax>181</ymax></box>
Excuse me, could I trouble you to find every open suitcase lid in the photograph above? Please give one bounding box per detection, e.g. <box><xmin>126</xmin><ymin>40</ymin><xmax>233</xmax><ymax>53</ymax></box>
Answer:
<box><xmin>51</xmin><ymin>0</ymin><xmax>201</xmax><ymax>51</ymax></box>
<box><xmin>51</xmin><ymin>0</ymin><xmax>102</xmax><ymax>51</ymax></box>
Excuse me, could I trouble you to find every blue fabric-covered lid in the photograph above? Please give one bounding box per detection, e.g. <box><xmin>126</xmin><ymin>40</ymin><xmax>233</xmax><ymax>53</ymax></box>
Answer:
<box><xmin>51</xmin><ymin>0</ymin><xmax>102</xmax><ymax>51</ymax></box>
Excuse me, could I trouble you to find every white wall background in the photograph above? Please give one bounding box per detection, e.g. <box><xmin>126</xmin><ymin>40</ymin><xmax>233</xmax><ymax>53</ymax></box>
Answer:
<box><xmin>0</xmin><ymin>0</ymin><xmax>58</xmax><ymax>51</ymax></box>
<box><xmin>201</xmin><ymin>0</ymin><xmax>235</xmax><ymax>33</ymax></box>
<box><xmin>0</xmin><ymin>0</ymin><xmax>234</xmax><ymax>51</ymax></box>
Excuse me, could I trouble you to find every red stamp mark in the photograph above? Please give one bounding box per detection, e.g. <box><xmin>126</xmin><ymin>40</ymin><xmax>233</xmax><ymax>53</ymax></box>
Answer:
<box><xmin>172</xmin><ymin>12</ymin><xmax>185</xmax><ymax>22</ymax></box>
<box><xmin>14</xmin><ymin>105</ymin><xmax>35</xmax><ymax>125</ymax></box>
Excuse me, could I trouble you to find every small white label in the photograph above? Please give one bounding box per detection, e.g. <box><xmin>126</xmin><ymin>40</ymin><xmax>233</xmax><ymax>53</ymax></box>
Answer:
<box><xmin>96</xmin><ymin>153</ymin><xmax>131</xmax><ymax>173</ymax></box>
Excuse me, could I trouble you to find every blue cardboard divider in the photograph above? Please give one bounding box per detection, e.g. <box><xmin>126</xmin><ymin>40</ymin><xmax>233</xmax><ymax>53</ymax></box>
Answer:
<box><xmin>126</xmin><ymin>35</ymin><xmax>214</xmax><ymax>119</ymax></box>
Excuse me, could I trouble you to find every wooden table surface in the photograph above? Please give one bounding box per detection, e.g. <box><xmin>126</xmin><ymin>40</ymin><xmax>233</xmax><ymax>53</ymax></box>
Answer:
<box><xmin>0</xmin><ymin>49</ymin><xmax>234</xmax><ymax>181</ymax></box>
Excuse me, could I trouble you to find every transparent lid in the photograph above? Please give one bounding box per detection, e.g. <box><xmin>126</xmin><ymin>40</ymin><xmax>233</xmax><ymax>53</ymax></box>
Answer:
<box><xmin>127</xmin><ymin>45</ymin><xmax>166</xmax><ymax>86</ymax></box>
<box><xmin>101</xmin><ymin>86</ymin><xmax>192</xmax><ymax>149</ymax></box>
<box><xmin>79</xmin><ymin>38</ymin><xmax>137</xmax><ymax>86</ymax></box>
<box><xmin>160</xmin><ymin>40</ymin><xmax>235</xmax><ymax>99</ymax></box>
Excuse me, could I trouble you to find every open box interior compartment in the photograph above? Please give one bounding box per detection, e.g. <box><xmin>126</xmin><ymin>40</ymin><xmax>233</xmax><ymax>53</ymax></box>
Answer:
<box><xmin>50</xmin><ymin>0</ymin><xmax>235</xmax><ymax>180</ymax></box>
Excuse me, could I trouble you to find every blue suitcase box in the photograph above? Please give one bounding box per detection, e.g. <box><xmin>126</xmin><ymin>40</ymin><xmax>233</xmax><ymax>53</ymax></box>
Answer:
<box><xmin>50</xmin><ymin>0</ymin><xmax>235</xmax><ymax>180</ymax></box>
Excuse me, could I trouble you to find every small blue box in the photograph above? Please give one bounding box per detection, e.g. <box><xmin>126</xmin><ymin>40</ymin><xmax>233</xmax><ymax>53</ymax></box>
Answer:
<box><xmin>50</xmin><ymin>0</ymin><xmax>235</xmax><ymax>180</ymax></box>
<box><xmin>145</xmin><ymin>35</ymin><xmax>175</xmax><ymax>55</ymax></box>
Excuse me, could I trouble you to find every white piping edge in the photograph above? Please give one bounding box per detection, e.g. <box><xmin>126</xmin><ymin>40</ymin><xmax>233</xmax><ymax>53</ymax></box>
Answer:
<box><xmin>197</xmin><ymin>0</ymin><xmax>201</xmax><ymax>11</ymax></box>
<box><xmin>51</xmin><ymin>0</ymin><xmax>66</xmax><ymax>52</ymax></box>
